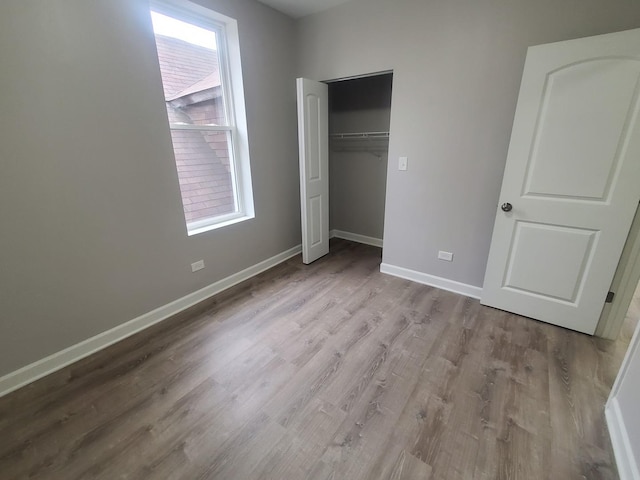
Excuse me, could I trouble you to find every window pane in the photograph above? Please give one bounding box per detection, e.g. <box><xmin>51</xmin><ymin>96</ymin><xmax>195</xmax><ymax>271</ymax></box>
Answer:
<box><xmin>152</xmin><ymin>12</ymin><xmax>229</xmax><ymax>127</ymax></box>
<box><xmin>171</xmin><ymin>129</ymin><xmax>237</xmax><ymax>224</ymax></box>
<box><xmin>167</xmin><ymin>97</ymin><xmax>227</xmax><ymax>127</ymax></box>
<box><xmin>151</xmin><ymin>9</ymin><xmax>246</xmax><ymax>229</ymax></box>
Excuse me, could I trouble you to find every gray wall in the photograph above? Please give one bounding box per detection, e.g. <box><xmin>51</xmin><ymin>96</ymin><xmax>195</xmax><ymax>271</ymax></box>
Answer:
<box><xmin>0</xmin><ymin>0</ymin><xmax>299</xmax><ymax>376</ymax></box>
<box><xmin>329</xmin><ymin>74</ymin><xmax>391</xmax><ymax>239</ymax></box>
<box><xmin>297</xmin><ymin>0</ymin><xmax>640</xmax><ymax>287</ymax></box>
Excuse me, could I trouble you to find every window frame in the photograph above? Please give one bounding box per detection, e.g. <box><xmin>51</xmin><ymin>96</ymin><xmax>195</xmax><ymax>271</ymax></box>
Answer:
<box><xmin>150</xmin><ymin>0</ymin><xmax>254</xmax><ymax>236</ymax></box>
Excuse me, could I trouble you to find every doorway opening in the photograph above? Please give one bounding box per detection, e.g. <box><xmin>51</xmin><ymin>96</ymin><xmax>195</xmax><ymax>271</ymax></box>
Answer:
<box><xmin>327</xmin><ymin>72</ymin><xmax>393</xmax><ymax>249</ymax></box>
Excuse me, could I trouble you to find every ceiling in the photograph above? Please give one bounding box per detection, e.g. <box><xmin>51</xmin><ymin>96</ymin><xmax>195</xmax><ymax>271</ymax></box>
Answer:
<box><xmin>255</xmin><ymin>0</ymin><xmax>353</xmax><ymax>18</ymax></box>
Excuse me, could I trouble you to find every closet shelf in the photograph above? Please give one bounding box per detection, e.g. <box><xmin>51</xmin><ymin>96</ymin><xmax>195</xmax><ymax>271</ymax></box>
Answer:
<box><xmin>330</xmin><ymin>131</ymin><xmax>389</xmax><ymax>140</ymax></box>
<box><xmin>329</xmin><ymin>131</ymin><xmax>389</xmax><ymax>154</ymax></box>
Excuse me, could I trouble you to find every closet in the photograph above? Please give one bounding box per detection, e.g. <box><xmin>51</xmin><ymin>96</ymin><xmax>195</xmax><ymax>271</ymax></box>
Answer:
<box><xmin>328</xmin><ymin>73</ymin><xmax>393</xmax><ymax>246</ymax></box>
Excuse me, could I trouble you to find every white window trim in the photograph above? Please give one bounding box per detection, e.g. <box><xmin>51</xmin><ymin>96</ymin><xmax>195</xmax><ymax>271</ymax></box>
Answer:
<box><xmin>169</xmin><ymin>124</ymin><xmax>232</xmax><ymax>131</ymax></box>
<box><xmin>151</xmin><ymin>0</ymin><xmax>254</xmax><ymax>236</ymax></box>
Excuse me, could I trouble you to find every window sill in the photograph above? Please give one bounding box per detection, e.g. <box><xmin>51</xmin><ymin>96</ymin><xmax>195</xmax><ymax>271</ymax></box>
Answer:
<box><xmin>187</xmin><ymin>213</ymin><xmax>254</xmax><ymax>236</ymax></box>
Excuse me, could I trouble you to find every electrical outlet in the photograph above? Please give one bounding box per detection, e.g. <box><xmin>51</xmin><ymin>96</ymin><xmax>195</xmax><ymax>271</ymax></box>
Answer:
<box><xmin>438</xmin><ymin>251</ymin><xmax>454</xmax><ymax>262</ymax></box>
<box><xmin>398</xmin><ymin>156</ymin><xmax>408</xmax><ymax>171</ymax></box>
<box><xmin>191</xmin><ymin>260</ymin><xmax>205</xmax><ymax>272</ymax></box>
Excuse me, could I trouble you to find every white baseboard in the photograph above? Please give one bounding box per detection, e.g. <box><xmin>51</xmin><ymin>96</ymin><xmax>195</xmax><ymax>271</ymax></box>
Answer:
<box><xmin>0</xmin><ymin>244</ymin><xmax>302</xmax><ymax>398</ymax></box>
<box><xmin>330</xmin><ymin>229</ymin><xmax>383</xmax><ymax>248</ymax></box>
<box><xmin>606</xmin><ymin>398</ymin><xmax>640</xmax><ymax>480</ymax></box>
<box><xmin>380</xmin><ymin>262</ymin><xmax>482</xmax><ymax>299</ymax></box>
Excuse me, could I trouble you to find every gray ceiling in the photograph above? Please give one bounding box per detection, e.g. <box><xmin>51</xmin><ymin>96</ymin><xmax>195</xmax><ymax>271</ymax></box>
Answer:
<box><xmin>255</xmin><ymin>0</ymin><xmax>353</xmax><ymax>18</ymax></box>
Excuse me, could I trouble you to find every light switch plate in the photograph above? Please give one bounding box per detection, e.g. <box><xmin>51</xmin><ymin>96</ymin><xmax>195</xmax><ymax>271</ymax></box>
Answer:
<box><xmin>398</xmin><ymin>157</ymin><xmax>408</xmax><ymax>171</ymax></box>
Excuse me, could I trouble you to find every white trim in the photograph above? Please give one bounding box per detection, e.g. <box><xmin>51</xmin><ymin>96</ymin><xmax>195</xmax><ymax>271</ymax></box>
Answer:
<box><xmin>330</xmin><ymin>229</ymin><xmax>383</xmax><ymax>248</ymax></box>
<box><xmin>605</xmin><ymin>318</ymin><xmax>640</xmax><ymax>480</ymax></box>
<box><xmin>380</xmin><ymin>262</ymin><xmax>483</xmax><ymax>299</ymax></box>
<box><xmin>606</xmin><ymin>398</ymin><xmax>640</xmax><ymax>480</ymax></box>
<box><xmin>608</xmin><ymin>316</ymin><xmax>640</xmax><ymax>403</ymax></box>
<box><xmin>0</xmin><ymin>244</ymin><xmax>302</xmax><ymax>398</ymax></box>
<box><xmin>170</xmin><ymin>124</ymin><xmax>233</xmax><ymax>132</ymax></box>
<box><xmin>325</xmin><ymin>70</ymin><xmax>394</xmax><ymax>84</ymax></box>
<box><xmin>187</xmin><ymin>211</ymin><xmax>253</xmax><ymax>236</ymax></box>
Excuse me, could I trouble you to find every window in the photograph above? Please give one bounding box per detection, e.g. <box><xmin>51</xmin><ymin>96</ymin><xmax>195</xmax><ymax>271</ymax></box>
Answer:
<box><xmin>150</xmin><ymin>1</ymin><xmax>254</xmax><ymax>235</ymax></box>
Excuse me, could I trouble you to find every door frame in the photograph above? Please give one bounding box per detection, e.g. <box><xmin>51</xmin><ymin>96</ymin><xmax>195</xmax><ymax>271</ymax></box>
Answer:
<box><xmin>596</xmin><ymin>202</ymin><xmax>640</xmax><ymax>339</ymax></box>
<box><xmin>319</xmin><ymin>69</ymin><xmax>395</xmax><ymax>252</ymax></box>
<box><xmin>324</xmin><ymin>69</ymin><xmax>394</xmax><ymax>84</ymax></box>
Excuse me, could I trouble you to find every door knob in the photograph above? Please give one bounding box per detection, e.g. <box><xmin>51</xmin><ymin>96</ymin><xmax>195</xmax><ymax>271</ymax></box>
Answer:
<box><xmin>501</xmin><ymin>202</ymin><xmax>513</xmax><ymax>212</ymax></box>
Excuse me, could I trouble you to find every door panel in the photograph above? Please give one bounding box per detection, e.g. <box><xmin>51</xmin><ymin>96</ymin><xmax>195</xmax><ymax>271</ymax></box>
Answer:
<box><xmin>306</xmin><ymin>94</ymin><xmax>322</xmax><ymax>181</ymax></box>
<box><xmin>481</xmin><ymin>29</ymin><xmax>640</xmax><ymax>334</ymax></box>
<box><xmin>504</xmin><ymin>222</ymin><xmax>597</xmax><ymax>302</ymax></box>
<box><xmin>524</xmin><ymin>59</ymin><xmax>640</xmax><ymax>201</ymax></box>
<box><xmin>309</xmin><ymin>195</ymin><xmax>322</xmax><ymax>246</ymax></box>
<box><xmin>297</xmin><ymin>78</ymin><xmax>329</xmax><ymax>264</ymax></box>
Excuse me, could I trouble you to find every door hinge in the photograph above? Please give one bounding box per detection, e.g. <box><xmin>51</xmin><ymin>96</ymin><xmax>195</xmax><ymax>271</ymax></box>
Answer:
<box><xmin>605</xmin><ymin>291</ymin><xmax>615</xmax><ymax>303</ymax></box>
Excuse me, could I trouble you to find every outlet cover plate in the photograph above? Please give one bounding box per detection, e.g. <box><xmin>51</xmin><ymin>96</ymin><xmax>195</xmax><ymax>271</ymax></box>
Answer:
<box><xmin>438</xmin><ymin>251</ymin><xmax>454</xmax><ymax>262</ymax></box>
<box><xmin>191</xmin><ymin>260</ymin><xmax>205</xmax><ymax>272</ymax></box>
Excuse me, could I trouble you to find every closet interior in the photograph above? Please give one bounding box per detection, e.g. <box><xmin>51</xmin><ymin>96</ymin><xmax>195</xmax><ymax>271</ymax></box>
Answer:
<box><xmin>328</xmin><ymin>72</ymin><xmax>393</xmax><ymax>245</ymax></box>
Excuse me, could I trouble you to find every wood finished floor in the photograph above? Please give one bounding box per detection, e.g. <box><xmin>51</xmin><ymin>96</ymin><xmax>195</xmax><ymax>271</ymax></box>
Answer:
<box><xmin>0</xmin><ymin>239</ymin><xmax>633</xmax><ymax>480</ymax></box>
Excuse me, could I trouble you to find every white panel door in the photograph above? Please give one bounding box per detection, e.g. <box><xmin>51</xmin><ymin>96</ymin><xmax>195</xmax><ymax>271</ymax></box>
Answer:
<box><xmin>297</xmin><ymin>78</ymin><xmax>329</xmax><ymax>264</ymax></box>
<box><xmin>481</xmin><ymin>28</ymin><xmax>640</xmax><ymax>334</ymax></box>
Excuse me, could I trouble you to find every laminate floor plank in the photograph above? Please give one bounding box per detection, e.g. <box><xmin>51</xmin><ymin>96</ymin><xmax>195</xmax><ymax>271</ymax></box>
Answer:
<box><xmin>246</xmin><ymin>431</ymin><xmax>322</xmax><ymax>480</ymax></box>
<box><xmin>261</xmin><ymin>310</ymin><xmax>385</xmax><ymax>427</ymax></box>
<box><xmin>385</xmin><ymin>449</ymin><xmax>433</xmax><ymax>480</ymax></box>
<box><xmin>0</xmin><ymin>239</ymin><xmax>634</xmax><ymax>479</ymax></box>
<box><xmin>312</xmin><ymin>305</ymin><xmax>453</xmax><ymax>479</ymax></box>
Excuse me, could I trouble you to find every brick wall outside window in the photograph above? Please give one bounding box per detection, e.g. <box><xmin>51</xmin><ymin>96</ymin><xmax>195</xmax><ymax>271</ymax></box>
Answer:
<box><xmin>155</xmin><ymin>35</ymin><xmax>234</xmax><ymax>223</ymax></box>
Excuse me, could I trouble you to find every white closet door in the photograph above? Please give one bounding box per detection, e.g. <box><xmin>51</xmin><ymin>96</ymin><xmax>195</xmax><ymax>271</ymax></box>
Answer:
<box><xmin>297</xmin><ymin>78</ymin><xmax>329</xmax><ymax>264</ymax></box>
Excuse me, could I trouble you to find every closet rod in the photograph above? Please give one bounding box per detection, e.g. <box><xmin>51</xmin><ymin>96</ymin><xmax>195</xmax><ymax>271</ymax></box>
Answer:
<box><xmin>329</xmin><ymin>131</ymin><xmax>389</xmax><ymax>139</ymax></box>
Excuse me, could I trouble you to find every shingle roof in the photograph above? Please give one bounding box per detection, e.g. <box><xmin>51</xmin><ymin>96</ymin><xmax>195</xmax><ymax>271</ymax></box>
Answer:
<box><xmin>167</xmin><ymin>71</ymin><xmax>221</xmax><ymax>103</ymax></box>
<box><xmin>154</xmin><ymin>35</ymin><xmax>220</xmax><ymax>100</ymax></box>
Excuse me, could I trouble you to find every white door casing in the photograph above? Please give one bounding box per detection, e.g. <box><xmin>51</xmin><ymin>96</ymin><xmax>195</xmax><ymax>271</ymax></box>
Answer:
<box><xmin>297</xmin><ymin>78</ymin><xmax>329</xmax><ymax>264</ymax></box>
<box><xmin>481</xmin><ymin>29</ymin><xmax>640</xmax><ymax>334</ymax></box>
